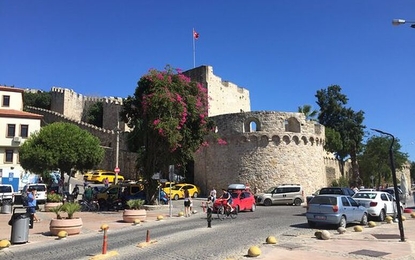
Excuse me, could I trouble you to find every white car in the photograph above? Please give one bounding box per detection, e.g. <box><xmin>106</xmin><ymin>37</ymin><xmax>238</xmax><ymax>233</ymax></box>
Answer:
<box><xmin>352</xmin><ymin>191</ymin><xmax>402</xmax><ymax>221</ymax></box>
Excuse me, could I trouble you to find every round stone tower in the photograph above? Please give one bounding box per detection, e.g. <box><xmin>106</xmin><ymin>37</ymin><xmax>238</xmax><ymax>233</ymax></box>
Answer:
<box><xmin>194</xmin><ymin>111</ymin><xmax>326</xmax><ymax>197</ymax></box>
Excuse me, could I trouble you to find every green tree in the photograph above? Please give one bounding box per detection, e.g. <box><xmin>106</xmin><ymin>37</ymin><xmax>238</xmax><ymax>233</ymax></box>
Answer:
<box><xmin>19</xmin><ymin>122</ymin><xmax>104</xmax><ymax>187</ymax></box>
<box><xmin>84</xmin><ymin>102</ymin><xmax>103</xmax><ymax>127</ymax></box>
<box><xmin>358</xmin><ymin>135</ymin><xmax>409</xmax><ymax>188</ymax></box>
<box><xmin>23</xmin><ymin>91</ymin><xmax>52</xmax><ymax>110</ymax></box>
<box><xmin>121</xmin><ymin>66</ymin><xmax>213</xmax><ymax>202</ymax></box>
<box><xmin>315</xmin><ymin>85</ymin><xmax>365</xmax><ymax>183</ymax></box>
<box><xmin>297</xmin><ymin>104</ymin><xmax>318</xmax><ymax>121</ymax></box>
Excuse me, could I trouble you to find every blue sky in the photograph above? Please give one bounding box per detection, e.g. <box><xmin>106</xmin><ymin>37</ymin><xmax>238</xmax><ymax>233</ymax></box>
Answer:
<box><xmin>1</xmin><ymin>1</ymin><xmax>414</xmax><ymax>161</ymax></box>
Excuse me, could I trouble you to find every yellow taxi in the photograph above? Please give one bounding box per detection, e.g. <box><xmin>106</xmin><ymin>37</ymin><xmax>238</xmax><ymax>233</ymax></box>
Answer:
<box><xmin>83</xmin><ymin>171</ymin><xmax>95</xmax><ymax>182</ymax></box>
<box><xmin>90</xmin><ymin>170</ymin><xmax>124</xmax><ymax>184</ymax></box>
<box><xmin>167</xmin><ymin>183</ymin><xmax>200</xmax><ymax>200</ymax></box>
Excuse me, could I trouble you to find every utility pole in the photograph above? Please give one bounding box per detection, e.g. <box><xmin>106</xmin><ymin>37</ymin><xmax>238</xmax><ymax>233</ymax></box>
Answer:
<box><xmin>115</xmin><ymin>121</ymin><xmax>120</xmax><ymax>185</ymax></box>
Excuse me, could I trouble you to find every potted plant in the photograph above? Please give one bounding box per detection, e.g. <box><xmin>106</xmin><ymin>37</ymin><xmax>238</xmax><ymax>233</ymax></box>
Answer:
<box><xmin>123</xmin><ymin>199</ymin><xmax>147</xmax><ymax>223</ymax></box>
<box><xmin>49</xmin><ymin>202</ymin><xmax>83</xmax><ymax>236</ymax></box>
<box><xmin>45</xmin><ymin>193</ymin><xmax>63</xmax><ymax>212</ymax></box>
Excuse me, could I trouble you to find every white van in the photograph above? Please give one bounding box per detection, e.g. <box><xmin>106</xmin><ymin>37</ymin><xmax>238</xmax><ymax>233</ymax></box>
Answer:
<box><xmin>22</xmin><ymin>183</ymin><xmax>47</xmax><ymax>205</ymax></box>
<box><xmin>0</xmin><ymin>184</ymin><xmax>15</xmax><ymax>204</ymax></box>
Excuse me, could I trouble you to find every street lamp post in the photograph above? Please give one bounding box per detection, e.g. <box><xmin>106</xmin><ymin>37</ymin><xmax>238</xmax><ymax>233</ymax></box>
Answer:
<box><xmin>392</xmin><ymin>19</ymin><xmax>415</xmax><ymax>28</ymax></box>
<box><xmin>371</xmin><ymin>128</ymin><xmax>405</xmax><ymax>242</ymax></box>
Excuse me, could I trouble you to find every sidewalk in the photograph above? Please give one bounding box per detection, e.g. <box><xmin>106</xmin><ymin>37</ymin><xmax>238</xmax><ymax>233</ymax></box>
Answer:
<box><xmin>1</xmin><ymin>203</ymin><xmax>415</xmax><ymax>259</ymax></box>
<box><xmin>0</xmin><ymin>204</ymin><xmax>175</xmax><ymax>246</ymax></box>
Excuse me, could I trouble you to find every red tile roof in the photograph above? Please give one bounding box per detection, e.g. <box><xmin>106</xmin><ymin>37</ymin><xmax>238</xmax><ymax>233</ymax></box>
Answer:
<box><xmin>0</xmin><ymin>109</ymin><xmax>43</xmax><ymax>119</ymax></box>
<box><xmin>0</xmin><ymin>86</ymin><xmax>24</xmax><ymax>94</ymax></box>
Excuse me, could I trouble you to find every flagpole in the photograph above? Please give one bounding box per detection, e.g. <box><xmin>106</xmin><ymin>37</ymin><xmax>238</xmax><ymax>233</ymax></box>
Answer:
<box><xmin>192</xmin><ymin>28</ymin><xmax>196</xmax><ymax>68</ymax></box>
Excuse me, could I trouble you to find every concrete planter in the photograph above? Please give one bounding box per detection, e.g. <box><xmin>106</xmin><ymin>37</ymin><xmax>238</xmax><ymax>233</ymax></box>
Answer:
<box><xmin>45</xmin><ymin>202</ymin><xmax>63</xmax><ymax>212</ymax></box>
<box><xmin>122</xmin><ymin>209</ymin><xmax>146</xmax><ymax>223</ymax></box>
<box><xmin>49</xmin><ymin>218</ymin><xmax>83</xmax><ymax>236</ymax></box>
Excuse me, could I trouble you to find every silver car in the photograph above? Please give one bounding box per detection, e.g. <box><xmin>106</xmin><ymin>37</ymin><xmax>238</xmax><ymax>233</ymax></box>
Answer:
<box><xmin>306</xmin><ymin>194</ymin><xmax>368</xmax><ymax>228</ymax></box>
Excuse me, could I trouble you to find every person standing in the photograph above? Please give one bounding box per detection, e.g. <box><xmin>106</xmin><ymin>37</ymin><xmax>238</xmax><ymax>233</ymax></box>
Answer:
<box><xmin>84</xmin><ymin>185</ymin><xmax>93</xmax><ymax>201</ymax></box>
<box><xmin>209</xmin><ymin>187</ymin><xmax>217</xmax><ymax>202</ymax></box>
<box><xmin>183</xmin><ymin>188</ymin><xmax>191</xmax><ymax>217</ymax></box>
<box><xmin>104</xmin><ymin>177</ymin><xmax>109</xmax><ymax>188</ymax></box>
<box><xmin>27</xmin><ymin>188</ymin><xmax>40</xmax><ymax>227</ymax></box>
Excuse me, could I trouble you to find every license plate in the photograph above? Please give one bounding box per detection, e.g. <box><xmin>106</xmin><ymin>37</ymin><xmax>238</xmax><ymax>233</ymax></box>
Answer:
<box><xmin>315</xmin><ymin>215</ymin><xmax>326</xmax><ymax>220</ymax></box>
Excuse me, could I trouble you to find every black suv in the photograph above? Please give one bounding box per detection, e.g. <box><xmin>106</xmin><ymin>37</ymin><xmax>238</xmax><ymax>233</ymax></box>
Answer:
<box><xmin>307</xmin><ymin>187</ymin><xmax>355</xmax><ymax>204</ymax></box>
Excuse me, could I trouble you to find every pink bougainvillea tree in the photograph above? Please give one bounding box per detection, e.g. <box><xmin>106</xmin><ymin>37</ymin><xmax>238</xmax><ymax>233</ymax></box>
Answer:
<box><xmin>121</xmin><ymin>65</ymin><xmax>214</xmax><ymax>202</ymax></box>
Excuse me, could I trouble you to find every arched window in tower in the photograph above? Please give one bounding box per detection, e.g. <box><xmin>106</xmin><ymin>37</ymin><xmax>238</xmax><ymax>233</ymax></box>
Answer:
<box><xmin>284</xmin><ymin>117</ymin><xmax>301</xmax><ymax>133</ymax></box>
<box><xmin>243</xmin><ymin>117</ymin><xmax>261</xmax><ymax>133</ymax></box>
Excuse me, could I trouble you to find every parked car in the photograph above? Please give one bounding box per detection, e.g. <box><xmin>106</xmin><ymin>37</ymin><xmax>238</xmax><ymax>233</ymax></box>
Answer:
<box><xmin>96</xmin><ymin>183</ymin><xmax>146</xmax><ymax>209</ymax></box>
<box><xmin>90</xmin><ymin>171</ymin><xmax>125</xmax><ymax>184</ymax></box>
<box><xmin>381</xmin><ymin>187</ymin><xmax>404</xmax><ymax>202</ymax></box>
<box><xmin>21</xmin><ymin>183</ymin><xmax>47</xmax><ymax>205</ymax></box>
<box><xmin>213</xmin><ymin>184</ymin><xmax>256</xmax><ymax>213</ymax></box>
<box><xmin>352</xmin><ymin>191</ymin><xmax>402</xmax><ymax>221</ymax></box>
<box><xmin>0</xmin><ymin>184</ymin><xmax>15</xmax><ymax>204</ymax></box>
<box><xmin>167</xmin><ymin>184</ymin><xmax>200</xmax><ymax>200</ymax></box>
<box><xmin>307</xmin><ymin>187</ymin><xmax>355</xmax><ymax>205</ymax></box>
<box><xmin>306</xmin><ymin>194</ymin><xmax>368</xmax><ymax>228</ymax></box>
<box><xmin>256</xmin><ymin>184</ymin><xmax>303</xmax><ymax>206</ymax></box>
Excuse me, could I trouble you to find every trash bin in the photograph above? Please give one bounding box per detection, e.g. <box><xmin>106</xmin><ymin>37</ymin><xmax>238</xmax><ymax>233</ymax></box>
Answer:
<box><xmin>9</xmin><ymin>207</ymin><xmax>30</xmax><ymax>244</ymax></box>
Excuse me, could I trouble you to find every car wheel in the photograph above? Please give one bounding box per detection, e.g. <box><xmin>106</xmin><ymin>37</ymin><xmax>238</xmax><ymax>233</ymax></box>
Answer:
<box><xmin>174</xmin><ymin>194</ymin><xmax>179</xmax><ymax>200</ymax></box>
<box><xmin>264</xmin><ymin>199</ymin><xmax>272</xmax><ymax>206</ymax></box>
<box><xmin>308</xmin><ymin>221</ymin><xmax>316</xmax><ymax>228</ymax></box>
<box><xmin>338</xmin><ymin>216</ymin><xmax>347</xmax><ymax>228</ymax></box>
<box><xmin>294</xmin><ymin>198</ymin><xmax>302</xmax><ymax>206</ymax></box>
<box><xmin>361</xmin><ymin>213</ymin><xmax>368</xmax><ymax>225</ymax></box>
<box><xmin>251</xmin><ymin>204</ymin><xmax>256</xmax><ymax>212</ymax></box>
<box><xmin>378</xmin><ymin>209</ymin><xmax>386</xmax><ymax>222</ymax></box>
<box><xmin>193</xmin><ymin>192</ymin><xmax>198</xmax><ymax>198</ymax></box>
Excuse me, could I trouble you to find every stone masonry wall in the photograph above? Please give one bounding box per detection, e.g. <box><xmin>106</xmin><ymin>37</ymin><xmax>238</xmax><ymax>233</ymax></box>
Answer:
<box><xmin>26</xmin><ymin>106</ymin><xmax>138</xmax><ymax>180</ymax></box>
<box><xmin>194</xmin><ymin>111</ymin><xmax>327</xmax><ymax>197</ymax></box>
<box><xmin>183</xmin><ymin>65</ymin><xmax>251</xmax><ymax>117</ymax></box>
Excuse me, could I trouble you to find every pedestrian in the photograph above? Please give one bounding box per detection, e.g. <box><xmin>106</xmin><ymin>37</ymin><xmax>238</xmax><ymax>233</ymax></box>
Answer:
<box><xmin>183</xmin><ymin>188</ymin><xmax>191</xmax><ymax>217</ymax></box>
<box><xmin>84</xmin><ymin>185</ymin><xmax>93</xmax><ymax>201</ymax></box>
<box><xmin>209</xmin><ymin>187</ymin><xmax>217</xmax><ymax>203</ymax></box>
<box><xmin>27</xmin><ymin>188</ymin><xmax>40</xmax><ymax>224</ymax></box>
<box><xmin>104</xmin><ymin>177</ymin><xmax>109</xmax><ymax>188</ymax></box>
<box><xmin>72</xmin><ymin>184</ymin><xmax>80</xmax><ymax>201</ymax></box>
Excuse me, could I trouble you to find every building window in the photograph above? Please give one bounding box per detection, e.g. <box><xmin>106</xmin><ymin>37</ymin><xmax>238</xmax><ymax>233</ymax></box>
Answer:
<box><xmin>7</xmin><ymin>124</ymin><xmax>16</xmax><ymax>137</ymax></box>
<box><xmin>5</xmin><ymin>149</ymin><xmax>13</xmax><ymax>163</ymax></box>
<box><xmin>20</xmin><ymin>125</ymin><xmax>29</xmax><ymax>138</ymax></box>
<box><xmin>2</xmin><ymin>95</ymin><xmax>10</xmax><ymax>107</ymax></box>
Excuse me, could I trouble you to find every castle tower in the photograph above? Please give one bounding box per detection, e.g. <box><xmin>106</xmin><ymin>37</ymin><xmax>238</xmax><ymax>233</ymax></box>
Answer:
<box><xmin>194</xmin><ymin>111</ymin><xmax>326</xmax><ymax>197</ymax></box>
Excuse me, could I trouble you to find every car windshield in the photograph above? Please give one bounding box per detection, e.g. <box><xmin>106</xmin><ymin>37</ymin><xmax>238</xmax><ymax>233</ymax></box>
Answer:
<box><xmin>319</xmin><ymin>188</ymin><xmax>343</xmax><ymax>195</ymax></box>
<box><xmin>310</xmin><ymin>196</ymin><xmax>337</xmax><ymax>205</ymax></box>
<box><xmin>265</xmin><ymin>187</ymin><xmax>275</xmax><ymax>193</ymax></box>
<box><xmin>172</xmin><ymin>185</ymin><xmax>184</xmax><ymax>191</ymax></box>
<box><xmin>30</xmin><ymin>185</ymin><xmax>46</xmax><ymax>192</ymax></box>
<box><xmin>0</xmin><ymin>186</ymin><xmax>12</xmax><ymax>193</ymax></box>
<box><xmin>354</xmin><ymin>192</ymin><xmax>377</xmax><ymax>199</ymax></box>
<box><xmin>231</xmin><ymin>192</ymin><xmax>238</xmax><ymax>199</ymax></box>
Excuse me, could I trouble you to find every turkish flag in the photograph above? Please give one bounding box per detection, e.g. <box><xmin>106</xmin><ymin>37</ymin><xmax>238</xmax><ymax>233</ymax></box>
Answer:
<box><xmin>193</xmin><ymin>30</ymin><xmax>199</xmax><ymax>39</ymax></box>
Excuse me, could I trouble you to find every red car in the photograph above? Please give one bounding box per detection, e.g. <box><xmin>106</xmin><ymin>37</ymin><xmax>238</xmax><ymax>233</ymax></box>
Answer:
<box><xmin>212</xmin><ymin>184</ymin><xmax>256</xmax><ymax>213</ymax></box>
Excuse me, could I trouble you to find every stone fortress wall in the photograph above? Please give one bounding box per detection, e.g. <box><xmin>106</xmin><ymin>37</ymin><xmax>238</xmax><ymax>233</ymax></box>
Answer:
<box><xmin>193</xmin><ymin>111</ymin><xmax>328</xmax><ymax>197</ymax></box>
<box><xmin>23</xmin><ymin>65</ymin><xmax>409</xmax><ymax>196</ymax></box>
<box><xmin>183</xmin><ymin>66</ymin><xmax>251</xmax><ymax>116</ymax></box>
<box><xmin>27</xmin><ymin>91</ymin><xmax>139</xmax><ymax>179</ymax></box>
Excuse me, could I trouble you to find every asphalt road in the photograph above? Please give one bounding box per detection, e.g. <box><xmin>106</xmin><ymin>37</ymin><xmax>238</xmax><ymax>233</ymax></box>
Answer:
<box><xmin>1</xmin><ymin>203</ymin><xmax>308</xmax><ymax>260</ymax></box>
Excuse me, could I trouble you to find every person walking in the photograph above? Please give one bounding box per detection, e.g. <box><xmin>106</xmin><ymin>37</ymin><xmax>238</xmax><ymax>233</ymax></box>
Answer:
<box><xmin>183</xmin><ymin>188</ymin><xmax>191</xmax><ymax>217</ymax></box>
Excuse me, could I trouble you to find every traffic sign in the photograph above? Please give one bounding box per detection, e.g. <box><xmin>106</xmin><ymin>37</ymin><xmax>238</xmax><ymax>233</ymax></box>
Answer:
<box><xmin>114</xmin><ymin>167</ymin><xmax>120</xmax><ymax>174</ymax></box>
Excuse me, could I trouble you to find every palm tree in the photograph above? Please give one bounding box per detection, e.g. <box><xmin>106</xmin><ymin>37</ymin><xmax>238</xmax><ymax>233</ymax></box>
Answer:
<box><xmin>298</xmin><ymin>105</ymin><xmax>318</xmax><ymax>121</ymax></box>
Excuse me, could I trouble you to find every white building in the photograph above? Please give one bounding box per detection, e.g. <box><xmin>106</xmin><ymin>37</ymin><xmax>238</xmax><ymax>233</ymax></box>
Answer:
<box><xmin>0</xmin><ymin>86</ymin><xmax>43</xmax><ymax>187</ymax></box>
